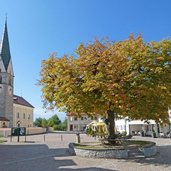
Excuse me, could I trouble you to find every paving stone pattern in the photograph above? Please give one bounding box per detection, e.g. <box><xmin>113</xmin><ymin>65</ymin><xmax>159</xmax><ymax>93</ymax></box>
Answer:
<box><xmin>0</xmin><ymin>133</ymin><xmax>171</xmax><ymax>171</ymax></box>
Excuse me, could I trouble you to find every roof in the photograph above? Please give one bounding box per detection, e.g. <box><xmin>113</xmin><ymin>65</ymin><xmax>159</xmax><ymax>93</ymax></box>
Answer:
<box><xmin>0</xmin><ymin>20</ymin><xmax>11</xmax><ymax>70</ymax></box>
<box><xmin>67</xmin><ymin>112</ymin><xmax>85</xmax><ymax>116</ymax></box>
<box><xmin>128</xmin><ymin>120</ymin><xmax>156</xmax><ymax>125</ymax></box>
<box><xmin>13</xmin><ymin>95</ymin><xmax>34</xmax><ymax>108</ymax></box>
<box><xmin>67</xmin><ymin>112</ymin><xmax>76</xmax><ymax>116</ymax></box>
<box><xmin>0</xmin><ymin>116</ymin><xmax>9</xmax><ymax>121</ymax></box>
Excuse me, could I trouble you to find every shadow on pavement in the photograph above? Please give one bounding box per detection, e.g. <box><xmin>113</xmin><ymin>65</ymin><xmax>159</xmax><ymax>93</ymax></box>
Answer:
<box><xmin>3</xmin><ymin>143</ymin><xmax>171</xmax><ymax>170</ymax></box>
<box><xmin>123</xmin><ymin>145</ymin><xmax>171</xmax><ymax>168</ymax></box>
<box><xmin>58</xmin><ymin>168</ymin><xmax>117</xmax><ymax>171</ymax></box>
<box><xmin>0</xmin><ymin>144</ymin><xmax>117</xmax><ymax>171</ymax></box>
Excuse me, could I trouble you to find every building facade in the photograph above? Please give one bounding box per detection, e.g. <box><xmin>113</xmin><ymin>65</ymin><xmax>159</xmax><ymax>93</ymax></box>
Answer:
<box><xmin>0</xmin><ymin>20</ymin><xmax>34</xmax><ymax>128</ymax></box>
<box><xmin>67</xmin><ymin>113</ymin><xmax>101</xmax><ymax>132</ymax></box>
<box><xmin>13</xmin><ymin>95</ymin><xmax>34</xmax><ymax>128</ymax></box>
<box><xmin>67</xmin><ymin>113</ymin><xmax>171</xmax><ymax>137</ymax></box>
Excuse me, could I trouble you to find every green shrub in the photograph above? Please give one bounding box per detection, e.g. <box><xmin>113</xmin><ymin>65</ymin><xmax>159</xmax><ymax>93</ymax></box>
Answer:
<box><xmin>121</xmin><ymin>131</ymin><xmax>127</xmax><ymax>136</ymax></box>
<box><xmin>53</xmin><ymin>125</ymin><xmax>59</xmax><ymax>130</ymax></box>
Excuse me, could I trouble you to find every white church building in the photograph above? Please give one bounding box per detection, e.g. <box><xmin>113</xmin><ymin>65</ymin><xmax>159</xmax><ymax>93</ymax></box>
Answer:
<box><xmin>0</xmin><ymin>20</ymin><xmax>34</xmax><ymax>128</ymax></box>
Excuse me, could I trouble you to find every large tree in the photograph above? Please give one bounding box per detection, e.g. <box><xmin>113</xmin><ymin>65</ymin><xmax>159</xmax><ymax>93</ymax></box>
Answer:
<box><xmin>39</xmin><ymin>35</ymin><xmax>171</xmax><ymax>139</ymax></box>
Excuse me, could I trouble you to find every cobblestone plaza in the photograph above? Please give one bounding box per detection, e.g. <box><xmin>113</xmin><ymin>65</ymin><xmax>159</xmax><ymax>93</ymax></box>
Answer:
<box><xmin>0</xmin><ymin>133</ymin><xmax>171</xmax><ymax>171</ymax></box>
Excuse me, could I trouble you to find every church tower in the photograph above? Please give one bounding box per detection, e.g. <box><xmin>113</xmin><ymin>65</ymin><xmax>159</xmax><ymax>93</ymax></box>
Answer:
<box><xmin>0</xmin><ymin>20</ymin><xmax>14</xmax><ymax>127</ymax></box>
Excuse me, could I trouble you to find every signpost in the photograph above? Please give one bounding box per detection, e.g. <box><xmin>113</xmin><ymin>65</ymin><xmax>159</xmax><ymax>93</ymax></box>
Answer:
<box><xmin>11</xmin><ymin>127</ymin><xmax>26</xmax><ymax>142</ymax></box>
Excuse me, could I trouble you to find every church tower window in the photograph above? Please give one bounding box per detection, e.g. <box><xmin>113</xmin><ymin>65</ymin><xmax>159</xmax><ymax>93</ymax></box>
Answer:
<box><xmin>17</xmin><ymin>112</ymin><xmax>20</xmax><ymax>119</ymax></box>
<box><xmin>9</xmin><ymin>76</ymin><xmax>11</xmax><ymax>85</ymax></box>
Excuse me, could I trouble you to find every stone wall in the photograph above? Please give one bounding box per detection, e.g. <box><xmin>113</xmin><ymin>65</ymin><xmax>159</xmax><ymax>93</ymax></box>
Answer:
<box><xmin>140</xmin><ymin>145</ymin><xmax>157</xmax><ymax>157</ymax></box>
<box><xmin>26</xmin><ymin>127</ymin><xmax>47</xmax><ymax>135</ymax></box>
<box><xmin>69</xmin><ymin>143</ymin><xmax>128</xmax><ymax>158</ymax></box>
<box><xmin>68</xmin><ymin>142</ymin><xmax>157</xmax><ymax>159</ymax></box>
<box><xmin>0</xmin><ymin>127</ymin><xmax>47</xmax><ymax>137</ymax></box>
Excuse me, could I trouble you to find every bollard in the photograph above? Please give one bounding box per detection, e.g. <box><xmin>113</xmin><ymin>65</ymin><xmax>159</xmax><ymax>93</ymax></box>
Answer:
<box><xmin>44</xmin><ymin>135</ymin><xmax>45</xmax><ymax>142</ymax></box>
<box><xmin>61</xmin><ymin>135</ymin><xmax>63</xmax><ymax>142</ymax></box>
<box><xmin>76</xmin><ymin>133</ymin><xmax>80</xmax><ymax>143</ymax></box>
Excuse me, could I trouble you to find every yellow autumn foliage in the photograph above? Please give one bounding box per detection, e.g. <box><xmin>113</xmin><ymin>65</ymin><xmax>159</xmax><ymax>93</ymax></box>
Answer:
<box><xmin>39</xmin><ymin>35</ymin><xmax>171</xmax><ymax>127</ymax></box>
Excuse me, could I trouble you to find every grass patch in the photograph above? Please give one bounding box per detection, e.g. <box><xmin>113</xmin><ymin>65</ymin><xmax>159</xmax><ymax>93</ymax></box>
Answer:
<box><xmin>74</xmin><ymin>140</ymin><xmax>155</xmax><ymax>150</ymax></box>
<box><xmin>125</xmin><ymin>140</ymin><xmax>155</xmax><ymax>148</ymax></box>
<box><xmin>75</xmin><ymin>143</ymin><xmax>120</xmax><ymax>150</ymax></box>
<box><xmin>0</xmin><ymin>136</ymin><xmax>7</xmax><ymax>143</ymax></box>
<box><xmin>0</xmin><ymin>139</ymin><xmax>5</xmax><ymax>143</ymax></box>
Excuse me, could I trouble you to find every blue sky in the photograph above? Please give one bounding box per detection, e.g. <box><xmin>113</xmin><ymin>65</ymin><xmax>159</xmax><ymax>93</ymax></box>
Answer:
<box><xmin>0</xmin><ymin>0</ymin><xmax>171</xmax><ymax>121</ymax></box>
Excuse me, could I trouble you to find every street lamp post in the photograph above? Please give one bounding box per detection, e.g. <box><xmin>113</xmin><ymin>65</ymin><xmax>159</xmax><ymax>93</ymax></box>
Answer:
<box><xmin>16</xmin><ymin>120</ymin><xmax>21</xmax><ymax>142</ymax></box>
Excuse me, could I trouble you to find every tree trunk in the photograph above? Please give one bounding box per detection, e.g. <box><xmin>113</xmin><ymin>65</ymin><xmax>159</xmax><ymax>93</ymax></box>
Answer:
<box><xmin>107</xmin><ymin>110</ymin><xmax>115</xmax><ymax>139</ymax></box>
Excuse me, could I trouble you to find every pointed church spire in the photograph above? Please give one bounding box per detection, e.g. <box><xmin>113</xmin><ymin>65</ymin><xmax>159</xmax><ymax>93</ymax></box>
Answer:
<box><xmin>0</xmin><ymin>17</ymin><xmax>11</xmax><ymax>71</ymax></box>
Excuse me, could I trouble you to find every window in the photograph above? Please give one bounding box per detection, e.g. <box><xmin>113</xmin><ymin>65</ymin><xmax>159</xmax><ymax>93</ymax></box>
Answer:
<box><xmin>17</xmin><ymin>113</ymin><xmax>20</xmax><ymax>119</ymax></box>
<box><xmin>28</xmin><ymin>114</ymin><xmax>30</xmax><ymax>119</ymax></box>
<box><xmin>9</xmin><ymin>76</ymin><xmax>12</xmax><ymax>86</ymax></box>
<box><xmin>74</xmin><ymin>117</ymin><xmax>77</xmax><ymax>121</ymax></box>
<box><xmin>2</xmin><ymin>122</ymin><xmax>6</xmax><ymax>128</ymax></box>
<box><xmin>23</xmin><ymin>113</ymin><xmax>25</xmax><ymax>119</ymax></box>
